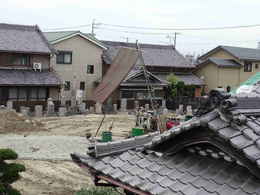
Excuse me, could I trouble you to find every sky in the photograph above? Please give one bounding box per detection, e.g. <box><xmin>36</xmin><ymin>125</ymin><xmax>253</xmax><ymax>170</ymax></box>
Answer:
<box><xmin>2</xmin><ymin>0</ymin><xmax>260</xmax><ymax>55</ymax></box>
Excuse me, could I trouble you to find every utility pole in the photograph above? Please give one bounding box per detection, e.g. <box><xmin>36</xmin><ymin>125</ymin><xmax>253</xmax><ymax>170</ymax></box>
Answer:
<box><xmin>91</xmin><ymin>19</ymin><xmax>95</xmax><ymax>36</ymax></box>
<box><xmin>173</xmin><ymin>32</ymin><xmax>181</xmax><ymax>49</ymax></box>
<box><xmin>167</xmin><ymin>33</ymin><xmax>180</xmax><ymax>49</ymax></box>
<box><xmin>91</xmin><ymin>19</ymin><xmax>102</xmax><ymax>37</ymax></box>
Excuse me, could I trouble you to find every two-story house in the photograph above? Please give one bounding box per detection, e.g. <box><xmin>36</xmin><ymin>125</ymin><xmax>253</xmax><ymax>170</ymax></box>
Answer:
<box><xmin>102</xmin><ymin>41</ymin><xmax>204</xmax><ymax>108</ymax></box>
<box><xmin>0</xmin><ymin>23</ymin><xmax>61</xmax><ymax>110</ymax></box>
<box><xmin>196</xmin><ymin>45</ymin><xmax>260</xmax><ymax>92</ymax></box>
<box><xmin>44</xmin><ymin>31</ymin><xmax>107</xmax><ymax>105</ymax></box>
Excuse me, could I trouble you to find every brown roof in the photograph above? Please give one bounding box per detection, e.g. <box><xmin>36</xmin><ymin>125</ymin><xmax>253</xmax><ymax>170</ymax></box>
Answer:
<box><xmin>91</xmin><ymin>47</ymin><xmax>139</xmax><ymax>103</ymax></box>
<box><xmin>102</xmin><ymin>41</ymin><xmax>194</xmax><ymax>68</ymax></box>
<box><xmin>0</xmin><ymin>23</ymin><xmax>53</xmax><ymax>54</ymax></box>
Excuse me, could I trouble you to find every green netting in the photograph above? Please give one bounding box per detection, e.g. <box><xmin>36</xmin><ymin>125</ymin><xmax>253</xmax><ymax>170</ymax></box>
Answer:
<box><xmin>231</xmin><ymin>72</ymin><xmax>260</xmax><ymax>94</ymax></box>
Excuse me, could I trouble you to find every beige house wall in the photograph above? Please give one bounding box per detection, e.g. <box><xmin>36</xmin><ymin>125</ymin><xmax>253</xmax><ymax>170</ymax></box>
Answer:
<box><xmin>218</xmin><ymin>68</ymin><xmax>240</xmax><ymax>90</ymax></box>
<box><xmin>50</xmin><ymin>35</ymin><xmax>103</xmax><ymax>101</ymax></box>
<box><xmin>197</xmin><ymin>49</ymin><xmax>260</xmax><ymax>92</ymax></box>
<box><xmin>196</xmin><ymin>63</ymin><xmax>218</xmax><ymax>91</ymax></box>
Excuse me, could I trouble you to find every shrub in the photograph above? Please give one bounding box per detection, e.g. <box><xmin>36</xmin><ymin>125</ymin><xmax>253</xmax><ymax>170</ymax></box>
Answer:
<box><xmin>76</xmin><ymin>187</ymin><xmax>121</xmax><ymax>195</ymax></box>
<box><xmin>0</xmin><ymin>148</ymin><xmax>25</xmax><ymax>195</ymax></box>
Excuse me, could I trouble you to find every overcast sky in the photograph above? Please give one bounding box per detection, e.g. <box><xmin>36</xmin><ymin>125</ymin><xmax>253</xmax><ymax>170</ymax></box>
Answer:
<box><xmin>2</xmin><ymin>0</ymin><xmax>260</xmax><ymax>55</ymax></box>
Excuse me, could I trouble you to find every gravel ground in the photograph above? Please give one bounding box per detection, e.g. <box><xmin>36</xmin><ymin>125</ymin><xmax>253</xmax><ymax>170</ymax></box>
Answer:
<box><xmin>0</xmin><ymin>135</ymin><xmax>88</xmax><ymax>160</ymax></box>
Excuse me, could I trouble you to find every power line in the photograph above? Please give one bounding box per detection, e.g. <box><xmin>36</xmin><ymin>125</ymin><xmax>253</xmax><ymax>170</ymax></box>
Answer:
<box><xmin>101</xmin><ymin>23</ymin><xmax>260</xmax><ymax>31</ymax></box>
<box><xmin>44</xmin><ymin>24</ymin><xmax>91</xmax><ymax>31</ymax></box>
<box><xmin>96</xmin><ymin>27</ymin><xmax>174</xmax><ymax>35</ymax></box>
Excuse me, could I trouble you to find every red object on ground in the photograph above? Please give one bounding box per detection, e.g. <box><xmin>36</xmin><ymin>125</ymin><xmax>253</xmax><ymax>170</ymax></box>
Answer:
<box><xmin>166</xmin><ymin>121</ymin><xmax>180</xmax><ymax>130</ymax></box>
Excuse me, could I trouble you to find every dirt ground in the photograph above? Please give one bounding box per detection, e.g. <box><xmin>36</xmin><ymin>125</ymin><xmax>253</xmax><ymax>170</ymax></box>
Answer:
<box><xmin>33</xmin><ymin>113</ymin><xmax>136</xmax><ymax>139</ymax></box>
<box><xmin>5</xmin><ymin>113</ymin><xmax>136</xmax><ymax>195</ymax></box>
<box><xmin>12</xmin><ymin>160</ymin><xmax>92</xmax><ymax>195</ymax></box>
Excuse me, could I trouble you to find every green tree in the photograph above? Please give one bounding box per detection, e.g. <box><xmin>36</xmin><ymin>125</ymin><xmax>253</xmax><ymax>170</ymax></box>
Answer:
<box><xmin>166</xmin><ymin>74</ymin><xmax>180</xmax><ymax>97</ymax></box>
<box><xmin>0</xmin><ymin>148</ymin><xmax>25</xmax><ymax>195</ymax></box>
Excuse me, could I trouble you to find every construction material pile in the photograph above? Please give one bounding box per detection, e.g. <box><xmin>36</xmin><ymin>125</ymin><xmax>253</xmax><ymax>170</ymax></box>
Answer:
<box><xmin>0</xmin><ymin>109</ymin><xmax>45</xmax><ymax>134</ymax></box>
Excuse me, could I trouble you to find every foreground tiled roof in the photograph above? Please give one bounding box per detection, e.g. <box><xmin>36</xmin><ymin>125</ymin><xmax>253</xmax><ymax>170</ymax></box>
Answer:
<box><xmin>0</xmin><ymin>69</ymin><xmax>61</xmax><ymax>86</ymax></box>
<box><xmin>72</xmin><ymin>90</ymin><xmax>260</xmax><ymax>195</ymax></box>
<box><xmin>0</xmin><ymin>23</ymin><xmax>52</xmax><ymax>54</ymax></box>
<box><xmin>73</xmin><ymin>150</ymin><xmax>260</xmax><ymax>195</ymax></box>
<box><xmin>102</xmin><ymin>41</ymin><xmax>193</xmax><ymax>68</ymax></box>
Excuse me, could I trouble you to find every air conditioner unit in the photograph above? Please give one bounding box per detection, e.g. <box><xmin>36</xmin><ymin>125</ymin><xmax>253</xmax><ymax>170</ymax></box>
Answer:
<box><xmin>33</xmin><ymin>63</ymin><xmax>42</xmax><ymax>71</ymax></box>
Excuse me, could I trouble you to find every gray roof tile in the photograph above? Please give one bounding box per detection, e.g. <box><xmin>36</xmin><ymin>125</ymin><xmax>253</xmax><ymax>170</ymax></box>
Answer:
<box><xmin>243</xmin><ymin>145</ymin><xmax>260</xmax><ymax>161</ymax></box>
<box><xmin>102</xmin><ymin>40</ymin><xmax>194</xmax><ymax>68</ymax></box>
<box><xmin>230</xmin><ymin>135</ymin><xmax>254</xmax><ymax>149</ymax></box>
<box><xmin>0</xmin><ymin>69</ymin><xmax>61</xmax><ymax>86</ymax></box>
<box><xmin>73</xmin><ymin>93</ymin><xmax>260</xmax><ymax>195</ymax></box>
<box><xmin>208</xmin><ymin>58</ymin><xmax>241</xmax><ymax>68</ymax></box>
<box><xmin>222</xmin><ymin>45</ymin><xmax>260</xmax><ymax>61</ymax></box>
<box><xmin>74</xmin><ymin>149</ymin><xmax>260</xmax><ymax>195</ymax></box>
<box><xmin>218</xmin><ymin>127</ymin><xmax>242</xmax><ymax>141</ymax></box>
<box><xmin>0</xmin><ymin>23</ymin><xmax>52</xmax><ymax>54</ymax></box>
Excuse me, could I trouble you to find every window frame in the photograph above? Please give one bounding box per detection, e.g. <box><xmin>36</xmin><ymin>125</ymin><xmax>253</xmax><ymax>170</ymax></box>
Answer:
<box><xmin>244</xmin><ymin>61</ymin><xmax>253</xmax><ymax>72</ymax></box>
<box><xmin>7</xmin><ymin>87</ymin><xmax>48</xmax><ymax>101</ymax></box>
<box><xmin>9</xmin><ymin>54</ymin><xmax>30</xmax><ymax>66</ymax></box>
<box><xmin>80</xmin><ymin>81</ymin><xmax>85</xmax><ymax>90</ymax></box>
<box><xmin>87</xmin><ymin>64</ymin><xmax>94</xmax><ymax>74</ymax></box>
<box><xmin>64</xmin><ymin>81</ymin><xmax>71</xmax><ymax>91</ymax></box>
<box><xmin>56</xmin><ymin>51</ymin><xmax>72</xmax><ymax>64</ymax></box>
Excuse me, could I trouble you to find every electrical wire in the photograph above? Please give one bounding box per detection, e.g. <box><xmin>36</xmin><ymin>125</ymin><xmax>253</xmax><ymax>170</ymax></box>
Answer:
<box><xmin>44</xmin><ymin>24</ymin><xmax>91</xmax><ymax>31</ymax></box>
<box><xmin>101</xmin><ymin>23</ymin><xmax>260</xmax><ymax>31</ymax></box>
<box><xmin>96</xmin><ymin>27</ymin><xmax>173</xmax><ymax>35</ymax></box>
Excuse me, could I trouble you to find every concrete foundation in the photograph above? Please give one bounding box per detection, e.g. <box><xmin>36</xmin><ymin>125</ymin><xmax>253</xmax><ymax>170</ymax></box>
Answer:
<box><xmin>113</xmin><ymin>104</ymin><xmax>118</xmax><ymax>112</ymax></box>
<box><xmin>35</xmin><ymin>105</ymin><xmax>43</xmax><ymax>117</ymax></box>
<box><xmin>79</xmin><ymin>103</ymin><xmax>87</xmax><ymax>113</ymax></box>
<box><xmin>145</xmin><ymin>104</ymin><xmax>149</xmax><ymax>112</ymax></box>
<box><xmin>95</xmin><ymin>102</ymin><xmax>102</xmax><ymax>114</ymax></box>
<box><xmin>47</xmin><ymin>98</ymin><xmax>55</xmax><ymax>116</ymax></box>
<box><xmin>21</xmin><ymin>107</ymin><xmax>30</xmax><ymax>116</ymax></box>
<box><xmin>162</xmin><ymin>100</ymin><xmax>166</xmax><ymax>108</ymax></box>
<box><xmin>134</xmin><ymin>100</ymin><xmax>139</xmax><ymax>110</ymax></box>
<box><xmin>121</xmin><ymin>99</ymin><xmax>127</xmax><ymax>112</ymax></box>
<box><xmin>89</xmin><ymin>106</ymin><xmax>95</xmax><ymax>114</ymax></box>
<box><xmin>6</xmin><ymin>101</ymin><xmax>13</xmax><ymax>110</ymax></box>
<box><xmin>59</xmin><ymin>107</ymin><xmax>67</xmax><ymax>117</ymax></box>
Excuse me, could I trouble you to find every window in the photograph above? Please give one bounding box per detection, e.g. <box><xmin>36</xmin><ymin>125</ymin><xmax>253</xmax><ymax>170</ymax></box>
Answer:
<box><xmin>38</xmin><ymin>88</ymin><xmax>47</xmax><ymax>99</ymax></box>
<box><xmin>64</xmin><ymin>81</ymin><xmax>70</xmax><ymax>91</ymax></box>
<box><xmin>18</xmin><ymin>88</ymin><xmax>27</xmax><ymax>100</ymax></box>
<box><xmin>10</xmin><ymin>55</ymin><xmax>30</xmax><ymax>65</ymax></box>
<box><xmin>56</xmin><ymin>51</ymin><xmax>72</xmax><ymax>64</ymax></box>
<box><xmin>244</xmin><ymin>61</ymin><xmax>252</xmax><ymax>72</ymax></box>
<box><xmin>87</xmin><ymin>65</ymin><xmax>94</xmax><ymax>74</ymax></box>
<box><xmin>29</xmin><ymin>88</ymin><xmax>38</xmax><ymax>100</ymax></box>
<box><xmin>121</xmin><ymin>91</ymin><xmax>134</xmax><ymax>99</ymax></box>
<box><xmin>80</xmin><ymin>82</ymin><xmax>85</xmax><ymax>90</ymax></box>
<box><xmin>256</xmin><ymin>64</ymin><xmax>259</xmax><ymax>69</ymax></box>
<box><xmin>9</xmin><ymin>88</ymin><xmax>18</xmax><ymax>99</ymax></box>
